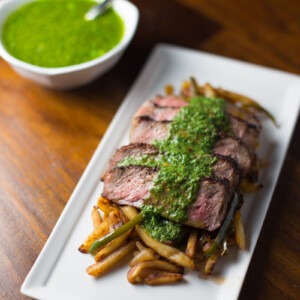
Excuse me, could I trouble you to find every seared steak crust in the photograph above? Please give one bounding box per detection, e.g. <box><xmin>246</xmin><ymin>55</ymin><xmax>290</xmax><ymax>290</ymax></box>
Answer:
<box><xmin>228</xmin><ymin>114</ymin><xmax>260</xmax><ymax>151</ymax></box>
<box><xmin>213</xmin><ymin>137</ymin><xmax>254</xmax><ymax>176</ymax></box>
<box><xmin>226</xmin><ymin>103</ymin><xmax>261</xmax><ymax>130</ymax></box>
<box><xmin>212</xmin><ymin>154</ymin><xmax>240</xmax><ymax>193</ymax></box>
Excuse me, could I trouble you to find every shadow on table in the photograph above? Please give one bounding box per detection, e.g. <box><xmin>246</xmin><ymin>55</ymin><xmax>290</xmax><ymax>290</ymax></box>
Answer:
<box><xmin>78</xmin><ymin>0</ymin><xmax>221</xmax><ymax>95</ymax></box>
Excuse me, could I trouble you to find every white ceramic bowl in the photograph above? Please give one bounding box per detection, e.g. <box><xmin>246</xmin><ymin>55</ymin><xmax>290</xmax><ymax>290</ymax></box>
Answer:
<box><xmin>0</xmin><ymin>0</ymin><xmax>139</xmax><ymax>89</ymax></box>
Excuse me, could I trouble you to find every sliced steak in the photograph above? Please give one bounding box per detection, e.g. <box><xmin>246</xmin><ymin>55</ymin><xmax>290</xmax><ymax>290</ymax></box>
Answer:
<box><xmin>131</xmin><ymin>96</ymin><xmax>187</xmax><ymax>140</ymax></box>
<box><xmin>130</xmin><ymin>116</ymin><xmax>170</xmax><ymax>144</ymax></box>
<box><xmin>226</xmin><ymin>103</ymin><xmax>261</xmax><ymax>130</ymax></box>
<box><xmin>103</xmin><ymin>166</ymin><xmax>231</xmax><ymax>231</ymax></box>
<box><xmin>212</xmin><ymin>155</ymin><xmax>240</xmax><ymax>193</ymax></box>
<box><xmin>131</xmin><ymin>103</ymin><xmax>260</xmax><ymax>149</ymax></box>
<box><xmin>213</xmin><ymin>137</ymin><xmax>253</xmax><ymax>176</ymax></box>
<box><xmin>102</xmin><ymin>161</ymin><xmax>236</xmax><ymax>231</ymax></box>
<box><xmin>186</xmin><ymin>177</ymin><xmax>231</xmax><ymax>231</ymax></box>
<box><xmin>151</xmin><ymin>96</ymin><xmax>188</xmax><ymax>108</ymax></box>
<box><xmin>185</xmin><ymin>157</ymin><xmax>240</xmax><ymax>231</ymax></box>
<box><xmin>129</xmin><ymin>116</ymin><xmax>254</xmax><ymax>176</ymax></box>
<box><xmin>228</xmin><ymin>115</ymin><xmax>260</xmax><ymax>151</ymax></box>
<box><xmin>102</xmin><ymin>166</ymin><xmax>157</xmax><ymax>207</ymax></box>
<box><xmin>103</xmin><ymin>143</ymin><xmax>158</xmax><ymax>179</ymax></box>
<box><xmin>134</xmin><ymin>100</ymin><xmax>181</xmax><ymax>121</ymax></box>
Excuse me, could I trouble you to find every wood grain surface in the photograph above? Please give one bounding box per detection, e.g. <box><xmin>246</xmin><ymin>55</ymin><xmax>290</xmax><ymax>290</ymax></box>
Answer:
<box><xmin>0</xmin><ymin>0</ymin><xmax>299</xmax><ymax>299</ymax></box>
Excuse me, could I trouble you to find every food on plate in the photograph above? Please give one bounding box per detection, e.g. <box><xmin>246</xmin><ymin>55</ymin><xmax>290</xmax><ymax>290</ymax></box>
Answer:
<box><xmin>79</xmin><ymin>78</ymin><xmax>275</xmax><ymax>284</ymax></box>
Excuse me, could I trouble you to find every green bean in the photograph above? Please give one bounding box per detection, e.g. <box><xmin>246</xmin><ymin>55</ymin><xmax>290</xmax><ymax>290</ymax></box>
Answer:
<box><xmin>205</xmin><ymin>191</ymin><xmax>242</xmax><ymax>257</ymax></box>
<box><xmin>89</xmin><ymin>212</ymin><xmax>144</xmax><ymax>255</ymax></box>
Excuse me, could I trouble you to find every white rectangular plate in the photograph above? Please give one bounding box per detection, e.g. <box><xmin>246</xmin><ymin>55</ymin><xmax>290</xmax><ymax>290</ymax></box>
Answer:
<box><xmin>21</xmin><ymin>44</ymin><xmax>300</xmax><ymax>300</ymax></box>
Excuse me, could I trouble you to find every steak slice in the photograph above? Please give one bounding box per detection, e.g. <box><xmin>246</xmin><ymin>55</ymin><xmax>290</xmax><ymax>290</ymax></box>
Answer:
<box><xmin>228</xmin><ymin>115</ymin><xmax>260</xmax><ymax>151</ymax></box>
<box><xmin>130</xmin><ymin>116</ymin><xmax>170</xmax><ymax>144</ymax></box>
<box><xmin>130</xmin><ymin>96</ymin><xmax>187</xmax><ymax>142</ymax></box>
<box><xmin>226</xmin><ymin>103</ymin><xmax>261</xmax><ymax>130</ymax></box>
<box><xmin>213</xmin><ymin>137</ymin><xmax>253</xmax><ymax>176</ymax></box>
<box><xmin>134</xmin><ymin>100</ymin><xmax>181</xmax><ymax>121</ymax></box>
<box><xmin>184</xmin><ymin>157</ymin><xmax>240</xmax><ymax>231</ymax></box>
<box><xmin>151</xmin><ymin>96</ymin><xmax>188</xmax><ymax>108</ymax></box>
<box><xmin>212</xmin><ymin>155</ymin><xmax>240</xmax><ymax>193</ymax></box>
<box><xmin>103</xmin><ymin>143</ymin><xmax>158</xmax><ymax>179</ymax></box>
<box><xmin>102</xmin><ymin>166</ymin><xmax>157</xmax><ymax>208</ymax></box>
<box><xmin>186</xmin><ymin>177</ymin><xmax>231</xmax><ymax>231</ymax></box>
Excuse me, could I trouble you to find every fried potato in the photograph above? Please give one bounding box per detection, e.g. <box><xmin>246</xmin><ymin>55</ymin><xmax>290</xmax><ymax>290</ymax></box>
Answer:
<box><xmin>79</xmin><ymin>219</ymin><xmax>109</xmax><ymax>253</ymax></box>
<box><xmin>185</xmin><ymin>229</ymin><xmax>199</xmax><ymax>258</ymax></box>
<box><xmin>92</xmin><ymin>206</ymin><xmax>102</xmax><ymax>229</ymax></box>
<box><xmin>136</xmin><ymin>226</ymin><xmax>195</xmax><ymax>269</ymax></box>
<box><xmin>135</xmin><ymin>241</ymin><xmax>158</xmax><ymax>256</ymax></box>
<box><xmin>190</xmin><ymin>77</ymin><xmax>205</xmax><ymax>96</ymax></box>
<box><xmin>127</xmin><ymin>260</ymin><xmax>182</xmax><ymax>284</ymax></box>
<box><xmin>129</xmin><ymin>241</ymin><xmax>159</xmax><ymax>267</ymax></box>
<box><xmin>204</xmin><ymin>253</ymin><xmax>218</xmax><ymax>275</ymax></box>
<box><xmin>86</xmin><ymin>240</ymin><xmax>136</xmax><ymax>277</ymax></box>
<box><xmin>164</xmin><ymin>84</ymin><xmax>174</xmax><ymax>95</ymax></box>
<box><xmin>144</xmin><ymin>272</ymin><xmax>183</xmax><ymax>285</ymax></box>
<box><xmin>120</xmin><ymin>206</ymin><xmax>139</xmax><ymax>220</ymax></box>
<box><xmin>129</xmin><ymin>248</ymin><xmax>159</xmax><ymax>267</ymax></box>
<box><xmin>203</xmin><ymin>83</ymin><xmax>216</xmax><ymax>97</ymax></box>
<box><xmin>97</xmin><ymin>196</ymin><xmax>114</xmax><ymax>216</ymax></box>
<box><xmin>94</xmin><ymin>229</ymin><xmax>132</xmax><ymax>261</ymax></box>
<box><xmin>234</xmin><ymin>210</ymin><xmax>246</xmax><ymax>250</ymax></box>
<box><xmin>180</xmin><ymin>80</ymin><xmax>193</xmax><ymax>98</ymax></box>
<box><xmin>136</xmin><ymin>241</ymin><xmax>148</xmax><ymax>252</ymax></box>
<box><xmin>127</xmin><ymin>268</ymin><xmax>155</xmax><ymax>283</ymax></box>
<box><xmin>108</xmin><ymin>209</ymin><xmax>123</xmax><ymax>231</ymax></box>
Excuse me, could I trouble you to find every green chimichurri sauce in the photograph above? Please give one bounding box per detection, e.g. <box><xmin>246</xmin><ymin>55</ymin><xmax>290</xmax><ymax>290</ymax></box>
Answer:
<box><xmin>120</xmin><ymin>96</ymin><xmax>228</xmax><ymax>242</ymax></box>
<box><xmin>141</xmin><ymin>208</ymin><xmax>184</xmax><ymax>243</ymax></box>
<box><xmin>2</xmin><ymin>0</ymin><xmax>124</xmax><ymax>68</ymax></box>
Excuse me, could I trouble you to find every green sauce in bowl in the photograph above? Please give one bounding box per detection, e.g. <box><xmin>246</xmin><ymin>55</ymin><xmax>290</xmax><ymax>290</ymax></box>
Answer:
<box><xmin>2</xmin><ymin>0</ymin><xmax>124</xmax><ymax>68</ymax></box>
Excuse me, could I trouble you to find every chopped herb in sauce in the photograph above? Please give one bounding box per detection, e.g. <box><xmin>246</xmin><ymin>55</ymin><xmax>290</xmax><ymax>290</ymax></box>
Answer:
<box><xmin>141</xmin><ymin>208</ymin><xmax>184</xmax><ymax>243</ymax></box>
<box><xmin>2</xmin><ymin>0</ymin><xmax>124</xmax><ymax>68</ymax></box>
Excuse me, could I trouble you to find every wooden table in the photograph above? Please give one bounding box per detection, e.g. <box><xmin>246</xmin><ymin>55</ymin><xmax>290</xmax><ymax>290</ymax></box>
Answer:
<box><xmin>0</xmin><ymin>0</ymin><xmax>299</xmax><ymax>299</ymax></box>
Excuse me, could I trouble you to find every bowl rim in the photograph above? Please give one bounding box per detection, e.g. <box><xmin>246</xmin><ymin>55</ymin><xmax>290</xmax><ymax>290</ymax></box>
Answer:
<box><xmin>0</xmin><ymin>0</ymin><xmax>139</xmax><ymax>75</ymax></box>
